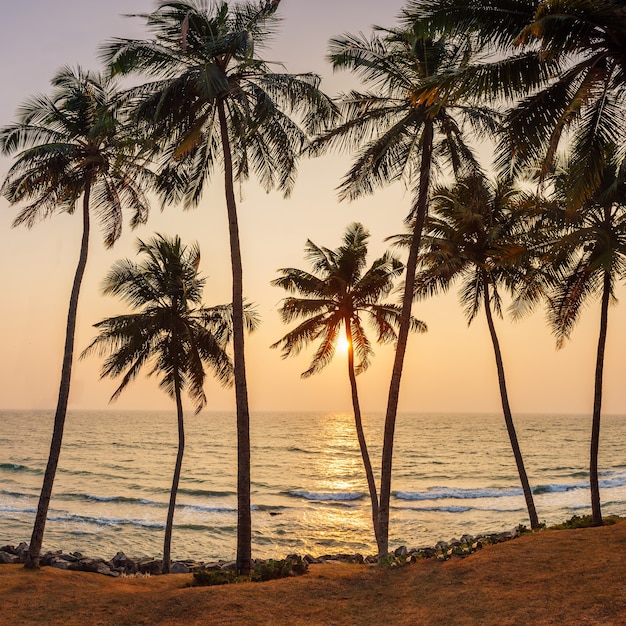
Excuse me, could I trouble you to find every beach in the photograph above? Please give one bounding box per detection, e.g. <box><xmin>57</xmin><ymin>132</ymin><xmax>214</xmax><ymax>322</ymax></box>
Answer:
<box><xmin>2</xmin><ymin>521</ymin><xmax>626</xmax><ymax>624</ymax></box>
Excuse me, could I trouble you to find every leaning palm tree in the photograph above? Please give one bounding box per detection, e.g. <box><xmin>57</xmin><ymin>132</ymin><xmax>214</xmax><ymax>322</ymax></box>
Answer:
<box><xmin>271</xmin><ymin>223</ymin><xmax>425</xmax><ymax>552</ymax></box>
<box><xmin>101</xmin><ymin>0</ymin><xmax>335</xmax><ymax>573</ymax></box>
<box><xmin>312</xmin><ymin>24</ymin><xmax>495</xmax><ymax>557</ymax></box>
<box><xmin>541</xmin><ymin>154</ymin><xmax>626</xmax><ymax>526</ymax></box>
<box><xmin>0</xmin><ymin>66</ymin><xmax>152</xmax><ymax>568</ymax></box>
<box><xmin>81</xmin><ymin>234</ymin><xmax>255</xmax><ymax>573</ymax></box>
<box><xmin>397</xmin><ymin>174</ymin><xmax>541</xmax><ymax>528</ymax></box>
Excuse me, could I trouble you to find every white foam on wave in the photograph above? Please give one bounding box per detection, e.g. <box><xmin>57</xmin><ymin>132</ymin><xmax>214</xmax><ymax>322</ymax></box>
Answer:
<box><xmin>289</xmin><ymin>491</ymin><xmax>364</xmax><ymax>502</ymax></box>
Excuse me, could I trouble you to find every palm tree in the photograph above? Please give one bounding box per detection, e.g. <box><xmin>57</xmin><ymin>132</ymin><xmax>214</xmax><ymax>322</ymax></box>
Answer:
<box><xmin>271</xmin><ymin>223</ymin><xmax>425</xmax><ymax>552</ymax></box>
<box><xmin>541</xmin><ymin>154</ymin><xmax>626</xmax><ymax>525</ymax></box>
<box><xmin>397</xmin><ymin>174</ymin><xmax>541</xmax><ymax>528</ymax></box>
<box><xmin>0</xmin><ymin>66</ymin><xmax>152</xmax><ymax>568</ymax></box>
<box><xmin>505</xmin><ymin>0</ymin><xmax>626</xmax><ymax>208</ymax></box>
<box><xmin>403</xmin><ymin>0</ymin><xmax>626</xmax><ymax>208</ymax></box>
<box><xmin>81</xmin><ymin>234</ymin><xmax>254</xmax><ymax>573</ymax></box>
<box><xmin>101</xmin><ymin>0</ymin><xmax>335</xmax><ymax>573</ymax></box>
<box><xmin>312</xmin><ymin>24</ymin><xmax>495</xmax><ymax>557</ymax></box>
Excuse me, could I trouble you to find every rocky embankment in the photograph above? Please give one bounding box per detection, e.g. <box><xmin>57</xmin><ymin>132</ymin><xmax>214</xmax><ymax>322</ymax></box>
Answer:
<box><xmin>0</xmin><ymin>527</ymin><xmax>525</xmax><ymax>577</ymax></box>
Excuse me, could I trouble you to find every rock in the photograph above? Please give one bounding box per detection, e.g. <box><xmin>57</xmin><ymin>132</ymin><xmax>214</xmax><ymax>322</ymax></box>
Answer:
<box><xmin>170</xmin><ymin>562</ymin><xmax>191</xmax><ymax>574</ymax></box>
<box><xmin>15</xmin><ymin>543</ymin><xmax>29</xmax><ymax>560</ymax></box>
<box><xmin>137</xmin><ymin>559</ymin><xmax>163</xmax><ymax>575</ymax></box>
<box><xmin>0</xmin><ymin>551</ymin><xmax>17</xmax><ymax>564</ymax></box>
<box><xmin>220</xmin><ymin>561</ymin><xmax>238</xmax><ymax>571</ymax></box>
<box><xmin>201</xmin><ymin>562</ymin><xmax>224</xmax><ymax>572</ymax></box>
<box><xmin>303</xmin><ymin>554</ymin><xmax>319</xmax><ymax>565</ymax></box>
<box><xmin>50</xmin><ymin>560</ymin><xmax>70</xmax><ymax>570</ymax></box>
<box><xmin>394</xmin><ymin>546</ymin><xmax>408</xmax><ymax>557</ymax></box>
<box><xmin>40</xmin><ymin>551</ymin><xmax>63</xmax><ymax>567</ymax></box>
<box><xmin>109</xmin><ymin>551</ymin><xmax>138</xmax><ymax>573</ymax></box>
<box><xmin>364</xmin><ymin>555</ymin><xmax>378</xmax><ymax>564</ymax></box>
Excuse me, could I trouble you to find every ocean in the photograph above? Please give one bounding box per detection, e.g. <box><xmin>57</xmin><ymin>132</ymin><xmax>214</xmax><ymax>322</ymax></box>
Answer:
<box><xmin>1</xmin><ymin>410</ymin><xmax>625</xmax><ymax>562</ymax></box>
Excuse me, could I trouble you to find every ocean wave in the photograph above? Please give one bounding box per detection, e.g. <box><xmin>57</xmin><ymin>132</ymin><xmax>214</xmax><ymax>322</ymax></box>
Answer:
<box><xmin>402</xmin><ymin>505</ymin><xmax>472</xmax><ymax>513</ymax></box>
<box><xmin>0</xmin><ymin>489</ymin><xmax>37</xmax><ymax>499</ymax></box>
<box><xmin>176</xmin><ymin>488</ymin><xmax>235</xmax><ymax>498</ymax></box>
<box><xmin>0</xmin><ymin>504</ymin><xmax>37</xmax><ymax>514</ymax></box>
<box><xmin>47</xmin><ymin>512</ymin><xmax>166</xmax><ymax>530</ymax></box>
<box><xmin>395</xmin><ymin>504</ymin><xmax>525</xmax><ymax>514</ymax></box>
<box><xmin>61</xmin><ymin>493</ymin><xmax>236</xmax><ymax>514</ymax></box>
<box><xmin>394</xmin><ymin>487</ymin><xmax>523</xmax><ymax>501</ymax></box>
<box><xmin>395</xmin><ymin>474</ymin><xmax>626</xmax><ymax>503</ymax></box>
<box><xmin>533</xmin><ymin>474</ymin><xmax>626</xmax><ymax>495</ymax></box>
<box><xmin>252</xmin><ymin>504</ymin><xmax>288</xmax><ymax>512</ymax></box>
<box><xmin>179</xmin><ymin>504</ymin><xmax>236</xmax><ymax>514</ymax></box>
<box><xmin>288</xmin><ymin>491</ymin><xmax>364</xmax><ymax>502</ymax></box>
<box><xmin>287</xmin><ymin>447</ymin><xmax>321</xmax><ymax>455</ymax></box>
<box><xmin>0</xmin><ymin>463</ymin><xmax>42</xmax><ymax>474</ymax></box>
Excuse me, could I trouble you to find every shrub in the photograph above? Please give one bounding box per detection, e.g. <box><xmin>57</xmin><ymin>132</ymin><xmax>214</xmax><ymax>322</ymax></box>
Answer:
<box><xmin>251</xmin><ymin>556</ymin><xmax>308</xmax><ymax>582</ymax></box>
<box><xmin>192</xmin><ymin>569</ymin><xmax>239</xmax><ymax>586</ymax></box>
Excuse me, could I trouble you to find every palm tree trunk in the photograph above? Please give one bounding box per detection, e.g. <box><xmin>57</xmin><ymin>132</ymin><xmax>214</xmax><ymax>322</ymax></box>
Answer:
<box><xmin>590</xmin><ymin>271</ymin><xmax>610</xmax><ymax>526</ymax></box>
<box><xmin>481</xmin><ymin>272</ymin><xmax>539</xmax><ymax>529</ymax></box>
<box><xmin>344</xmin><ymin>319</ymin><xmax>380</xmax><ymax>548</ymax></box>
<box><xmin>26</xmin><ymin>178</ymin><xmax>92</xmax><ymax>569</ymax></box>
<box><xmin>162</xmin><ymin>372</ymin><xmax>185</xmax><ymax>574</ymax></box>
<box><xmin>217</xmin><ymin>100</ymin><xmax>252</xmax><ymax>574</ymax></box>
<box><xmin>378</xmin><ymin>121</ymin><xmax>433</xmax><ymax>560</ymax></box>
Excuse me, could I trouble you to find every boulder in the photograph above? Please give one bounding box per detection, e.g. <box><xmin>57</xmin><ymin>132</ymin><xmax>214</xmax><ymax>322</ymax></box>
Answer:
<box><xmin>170</xmin><ymin>562</ymin><xmax>191</xmax><ymax>574</ymax></box>
<box><xmin>219</xmin><ymin>561</ymin><xmax>238</xmax><ymax>571</ymax></box>
<box><xmin>0</xmin><ymin>551</ymin><xmax>17</xmax><ymax>564</ymax></box>
<box><xmin>394</xmin><ymin>546</ymin><xmax>408</xmax><ymax>557</ymax></box>
<box><xmin>15</xmin><ymin>543</ymin><xmax>29</xmax><ymax>561</ymax></box>
<box><xmin>137</xmin><ymin>559</ymin><xmax>163</xmax><ymax>575</ymax></box>
<box><xmin>201</xmin><ymin>562</ymin><xmax>223</xmax><ymax>572</ymax></box>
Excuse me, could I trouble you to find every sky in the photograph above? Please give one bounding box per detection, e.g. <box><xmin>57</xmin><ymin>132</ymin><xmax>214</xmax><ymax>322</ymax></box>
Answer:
<box><xmin>0</xmin><ymin>0</ymin><xmax>625</xmax><ymax>416</ymax></box>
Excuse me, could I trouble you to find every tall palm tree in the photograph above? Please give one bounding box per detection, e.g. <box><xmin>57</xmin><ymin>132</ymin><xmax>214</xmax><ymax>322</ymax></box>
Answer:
<box><xmin>542</xmin><ymin>154</ymin><xmax>626</xmax><ymax>525</ymax></box>
<box><xmin>313</xmin><ymin>24</ymin><xmax>495</xmax><ymax>557</ymax></box>
<box><xmin>101</xmin><ymin>0</ymin><xmax>335</xmax><ymax>573</ymax></box>
<box><xmin>271</xmin><ymin>223</ymin><xmax>425</xmax><ymax>552</ymax></box>
<box><xmin>397</xmin><ymin>174</ymin><xmax>541</xmax><ymax>528</ymax></box>
<box><xmin>81</xmin><ymin>234</ymin><xmax>252</xmax><ymax>573</ymax></box>
<box><xmin>0</xmin><ymin>66</ymin><xmax>152</xmax><ymax>568</ymax></box>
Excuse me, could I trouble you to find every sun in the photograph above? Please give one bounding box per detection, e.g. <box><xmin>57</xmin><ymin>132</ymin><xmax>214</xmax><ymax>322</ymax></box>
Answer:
<box><xmin>336</xmin><ymin>334</ymin><xmax>350</xmax><ymax>354</ymax></box>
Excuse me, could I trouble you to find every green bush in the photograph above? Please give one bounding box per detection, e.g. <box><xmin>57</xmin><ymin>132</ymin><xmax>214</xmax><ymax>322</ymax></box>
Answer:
<box><xmin>192</xmin><ymin>569</ymin><xmax>239</xmax><ymax>586</ymax></box>
<box><xmin>251</xmin><ymin>556</ymin><xmax>308</xmax><ymax>582</ymax></box>
<box><xmin>550</xmin><ymin>514</ymin><xmax>620</xmax><ymax>530</ymax></box>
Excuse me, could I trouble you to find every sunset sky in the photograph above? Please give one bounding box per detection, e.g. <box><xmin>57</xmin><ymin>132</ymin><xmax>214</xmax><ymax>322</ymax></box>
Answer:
<box><xmin>1</xmin><ymin>0</ymin><xmax>624</xmax><ymax>416</ymax></box>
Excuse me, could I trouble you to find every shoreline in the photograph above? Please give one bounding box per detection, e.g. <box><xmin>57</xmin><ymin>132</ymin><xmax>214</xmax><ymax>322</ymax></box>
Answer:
<box><xmin>0</xmin><ymin>519</ymin><xmax>575</xmax><ymax>577</ymax></box>
<box><xmin>2</xmin><ymin>520</ymin><xmax>625</xmax><ymax>624</ymax></box>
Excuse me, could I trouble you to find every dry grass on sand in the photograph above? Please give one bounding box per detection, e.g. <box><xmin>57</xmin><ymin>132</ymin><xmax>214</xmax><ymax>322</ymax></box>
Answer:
<box><xmin>3</xmin><ymin>521</ymin><xmax>626</xmax><ymax>625</ymax></box>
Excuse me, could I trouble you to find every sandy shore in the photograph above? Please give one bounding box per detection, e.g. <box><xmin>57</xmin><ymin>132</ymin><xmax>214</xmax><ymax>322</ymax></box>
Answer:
<box><xmin>2</xmin><ymin>521</ymin><xmax>626</xmax><ymax>625</ymax></box>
